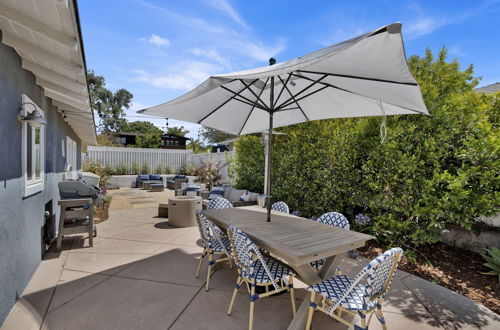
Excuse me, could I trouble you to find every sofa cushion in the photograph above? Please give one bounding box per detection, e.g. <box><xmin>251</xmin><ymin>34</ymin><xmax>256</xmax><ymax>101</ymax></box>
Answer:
<box><xmin>174</xmin><ymin>175</ymin><xmax>186</xmax><ymax>179</ymax></box>
<box><xmin>249</xmin><ymin>192</ymin><xmax>258</xmax><ymax>202</ymax></box>
<box><xmin>150</xmin><ymin>174</ymin><xmax>161</xmax><ymax>180</ymax></box>
<box><xmin>209</xmin><ymin>186</ymin><xmax>225</xmax><ymax>199</ymax></box>
<box><xmin>239</xmin><ymin>190</ymin><xmax>251</xmax><ymax>202</ymax></box>
<box><xmin>224</xmin><ymin>187</ymin><xmax>233</xmax><ymax>200</ymax></box>
<box><xmin>228</xmin><ymin>189</ymin><xmax>246</xmax><ymax>202</ymax></box>
<box><xmin>138</xmin><ymin>174</ymin><xmax>150</xmax><ymax>181</ymax></box>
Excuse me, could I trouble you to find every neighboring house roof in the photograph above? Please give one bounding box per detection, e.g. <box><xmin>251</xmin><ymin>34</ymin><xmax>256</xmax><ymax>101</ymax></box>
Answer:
<box><xmin>0</xmin><ymin>0</ymin><xmax>97</xmax><ymax>144</ymax></box>
<box><xmin>112</xmin><ymin>132</ymin><xmax>144</xmax><ymax>137</ymax></box>
<box><xmin>475</xmin><ymin>82</ymin><xmax>500</xmax><ymax>94</ymax></box>
<box><xmin>162</xmin><ymin>133</ymin><xmax>190</xmax><ymax>140</ymax></box>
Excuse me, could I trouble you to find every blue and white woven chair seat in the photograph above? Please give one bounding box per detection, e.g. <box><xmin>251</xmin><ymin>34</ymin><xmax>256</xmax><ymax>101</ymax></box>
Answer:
<box><xmin>207</xmin><ymin>236</ymin><xmax>232</xmax><ymax>252</ymax></box>
<box><xmin>309</xmin><ymin>275</ymin><xmax>377</xmax><ymax>311</ymax></box>
<box><xmin>271</xmin><ymin>201</ymin><xmax>289</xmax><ymax>214</ymax></box>
<box><xmin>242</xmin><ymin>256</ymin><xmax>296</xmax><ymax>284</ymax></box>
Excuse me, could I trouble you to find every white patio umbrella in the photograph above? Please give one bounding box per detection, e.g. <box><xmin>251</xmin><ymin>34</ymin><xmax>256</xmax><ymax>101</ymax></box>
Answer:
<box><xmin>139</xmin><ymin>23</ymin><xmax>429</xmax><ymax>221</ymax></box>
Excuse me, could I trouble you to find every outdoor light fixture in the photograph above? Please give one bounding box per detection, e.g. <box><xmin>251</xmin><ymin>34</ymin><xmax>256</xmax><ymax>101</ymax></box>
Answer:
<box><xmin>18</xmin><ymin>102</ymin><xmax>47</xmax><ymax>128</ymax></box>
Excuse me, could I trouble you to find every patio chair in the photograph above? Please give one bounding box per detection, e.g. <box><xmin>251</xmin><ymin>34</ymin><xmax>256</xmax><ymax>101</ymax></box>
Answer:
<box><xmin>226</xmin><ymin>225</ymin><xmax>296</xmax><ymax>330</ymax></box>
<box><xmin>305</xmin><ymin>248</ymin><xmax>403</xmax><ymax>330</ymax></box>
<box><xmin>310</xmin><ymin>212</ymin><xmax>350</xmax><ymax>271</ymax></box>
<box><xmin>271</xmin><ymin>201</ymin><xmax>289</xmax><ymax>213</ymax></box>
<box><xmin>208</xmin><ymin>197</ymin><xmax>233</xmax><ymax>210</ymax></box>
<box><xmin>195</xmin><ymin>210</ymin><xmax>232</xmax><ymax>291</ymax></box>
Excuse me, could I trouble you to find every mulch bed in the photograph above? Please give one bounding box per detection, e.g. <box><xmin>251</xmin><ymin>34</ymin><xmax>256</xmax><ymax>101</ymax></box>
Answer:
<box><xmin>93</xmin><ymin>201</ymin><xmax>110</xmax><ymax>224</ymax></box>
<box><xmin>358</xmin><ymin>241</ymin><xmax>500</xmax><ymax>315</ymax></box>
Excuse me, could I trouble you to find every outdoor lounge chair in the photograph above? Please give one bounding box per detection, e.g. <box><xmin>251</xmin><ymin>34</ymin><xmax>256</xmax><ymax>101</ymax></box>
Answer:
<box><xmin>226</xmin><ymin>225</ymin><xmax>296</xmax><ymax>330</ymax></box>
<box><xmin>195</xmin><ymin>197</ymin><xmax>233</xmax><ymax>291</ymax></box>
<box><xmin>305</xmin><ymin>248</ymin><xmax>403</xmax><ymax>330</ymax></box>
<box><xmin>195</xmin><ymin>210</ymin><xmax>232</xmax><ymax>291</ymax></box>
<box><xmin>271</xmin><ymin>201</ymin><xmax>289</xmax><ymax>213</ymax></box>
<box><xmin>166</xmin><ymin>175</ymin><xmax>188</xmax><ymax>190</ymax></box>
<box><xmin>310</xmin><ymin>212</ymin><xmax>350</xmax><ymax>271</ymax></box>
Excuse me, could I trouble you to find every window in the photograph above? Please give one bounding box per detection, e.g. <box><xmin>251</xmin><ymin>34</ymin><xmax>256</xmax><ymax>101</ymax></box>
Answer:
<box><xmin>22</xmin><ymin>94</ymin><xmax>45</xmax><ymax>197</ymax></box>
<box><xmin>66</xmin><ymin>136</ymin><xmax>77</xmax><ymax>180</ymax></box>
<box><xmin>119</xmin><ymin>136</ymin><xmax>126</xmax><ymax>145</ymax></box>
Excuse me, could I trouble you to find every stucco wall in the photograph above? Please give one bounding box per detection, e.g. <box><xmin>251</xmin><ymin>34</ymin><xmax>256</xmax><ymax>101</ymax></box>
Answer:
<box><xmin>0</xmin><ymin>33</ymin><xmax>82</xmax><ymax>324</ymax></box>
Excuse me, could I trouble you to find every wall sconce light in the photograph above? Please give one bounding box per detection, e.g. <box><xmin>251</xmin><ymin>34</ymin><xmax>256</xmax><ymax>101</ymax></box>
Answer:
<box><xmin>18</xmin><ymin>102</ymin><xmax>47</xmax><ymax>128</ymax></box>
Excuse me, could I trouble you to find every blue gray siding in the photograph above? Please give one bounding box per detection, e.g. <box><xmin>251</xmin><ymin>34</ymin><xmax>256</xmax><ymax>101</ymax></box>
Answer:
<box><xmin>0</xmin><ymin>32</ymin><xmax>82</xmax><ymax>324</ymax></box>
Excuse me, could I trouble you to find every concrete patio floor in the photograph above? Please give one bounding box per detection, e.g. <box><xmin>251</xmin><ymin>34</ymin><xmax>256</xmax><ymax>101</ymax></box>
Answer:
<box><xmin>2</xmin><ymin>188</ymin><xmax>499</xmax><ymax>330</ymax></box>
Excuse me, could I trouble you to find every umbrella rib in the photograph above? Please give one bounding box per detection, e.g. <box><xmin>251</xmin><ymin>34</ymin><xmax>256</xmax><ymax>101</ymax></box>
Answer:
<box><xmin>238</xmin><ymin>77</ymin><xmax>270</xmax><ymax>135</ymax></box>
<box><xmin>292</xmin><ymin>73</ymin><xmax>427</xmax><ymax>114</ymax></box>
<box><xmin>197</xmin><ymin>79</ymin><xmax>259</xmax><ymax>124</ymax></box>
<box><xmin>297</xmin><ymin>70</ymin><xmax>418</xmax><ymax>86</ymax></box>
<box><xmin>220</xmin><ymin>85</ymin><xmax>267</xmax><ymax>110</ymax></box>
<box><xmin>275</xmin><ymin>74</ymin><xmax>328</xmax><ymax>111</ymax></box>
<box><xmin>277</xmin><ymin>75</ymin><xmax>310</xmax><ymax>121</ymax></box>
<box><xmin>273</xmin><ymin>73</ymin><xmax>292</xmax><ymax>108</ymax></box>
<box><xmin>238</xmin><ymin>79</ymin><xmax>270</xmax><ymax>111</ymax></box>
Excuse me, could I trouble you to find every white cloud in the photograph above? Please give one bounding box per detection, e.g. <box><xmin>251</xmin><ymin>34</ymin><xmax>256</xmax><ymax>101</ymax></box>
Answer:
<box><xmin>133</xmin><ymin>61</ymin><xmax>220</xmax><ymax>91</ymax></box>
<box><xmin>206</xmin><ymin>0</ymin><xmax>248</xmax><ymax>28</ymax></box>
<box><xmin>449</xmin><ymin>46</ymin><xmax>465</xmax><ymax>56</ymax></box>
<box><xmin>146</xmin><ymin>34</ymin><xmax>170</xmax><ymax>46</ymax></box>
<box><xmin>189</xmin><ymin>48</ymin><xmax>230</xmax><ymax>68</ymax></box>
<box><xmin>406</xmin><ymin>17</ymin><xmax>446</xmax><ymax>38</ymax></box>
<box><xmin>236</xmin><ymin>39</ymin><xmax>286</xmax><ymax>62</ymax></box>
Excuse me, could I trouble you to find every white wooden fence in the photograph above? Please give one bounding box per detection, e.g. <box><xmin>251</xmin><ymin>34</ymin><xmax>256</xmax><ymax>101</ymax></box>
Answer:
<box><xmin>85</xmin><ymin>146</ymin><xmax>191</xmax><ymax>173</ymax></box>
<box><xmin>84</xmin><ymin>146</ymin><xmax>235</xmax><ymax>179</ymax></box>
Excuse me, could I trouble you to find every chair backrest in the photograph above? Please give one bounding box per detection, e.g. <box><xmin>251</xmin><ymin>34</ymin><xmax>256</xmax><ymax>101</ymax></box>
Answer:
<box><xmin>326</xmin><ymin>247</ymin><xmax>403</xmax><ymax>315</ymax></box>
<box><xmin>317</xmin><ymin>212</ymin><xmax>350</xmax><ymax>230</ymax></box>
<box><xmin>195</xmin><ymin>210</ymin><xmax>213</xmax><ymax>242</ymax></box>
<box><xmin>208</xmin><ymin>197</ymin><xmax>233</xmax><ymax>210</ymax></box>
<box><xmin>227</xmin><ymin>226</ymin><xmax>258</xmax><ymax>273</ymax></box>
<box><xmin>271</xmin><ymin>201</ymin><xmax>289</xmax><ymax>213</ymax></box>
<box><xmin>362</xmin><ymin>247</ymin><xmax>402</xmax><ymax>302</ymax></box>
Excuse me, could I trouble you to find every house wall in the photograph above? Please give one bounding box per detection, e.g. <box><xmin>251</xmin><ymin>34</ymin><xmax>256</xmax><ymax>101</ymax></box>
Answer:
<box><xmin>0</xmin><ymin>33</ymin><xmax>82</xmax><ymax>324</ymax></box>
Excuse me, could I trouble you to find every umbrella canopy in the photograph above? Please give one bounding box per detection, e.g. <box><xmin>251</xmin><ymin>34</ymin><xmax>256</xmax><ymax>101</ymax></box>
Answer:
<box><xmin>139</xmin><ymin>22</ymin><xmax>429</xmax><ymax>221</ymax></box>
<box><xmin>139</xmin><ymin>23</ymin><xmax>428</xmax><ymax>134</ymax></box>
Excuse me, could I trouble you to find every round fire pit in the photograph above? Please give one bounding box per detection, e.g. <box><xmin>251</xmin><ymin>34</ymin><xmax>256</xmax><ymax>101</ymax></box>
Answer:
<box><xmin>168</xmin><ymin>196</ymin><xmax>202</xmax><ymax>227</ymax></box>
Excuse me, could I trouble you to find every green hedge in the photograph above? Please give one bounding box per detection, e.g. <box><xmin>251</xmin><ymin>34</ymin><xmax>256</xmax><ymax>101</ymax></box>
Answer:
<box><xmin>230</xmin><ymin>48</ymin><xmax>499</xmax><ymax>247</ymax></box>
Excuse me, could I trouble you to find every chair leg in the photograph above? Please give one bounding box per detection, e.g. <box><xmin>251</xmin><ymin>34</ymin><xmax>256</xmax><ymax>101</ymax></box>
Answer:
<box><xmin>305</xmin><ymin>291</ymin><xmax>316</xmax><ymax>330</ymax></box>
<box><xmin>195</xmin><ymin>249</ymin><xmax>206</xmax><ymax>278</ymax></box>
<box><xmin>249</xmin><ymin>281</ymin><xmax>256</xmax><ymax>330</ymax></box>
<box><xmin>227</xmin><ymin>276</ymin><xmax>242</xmax><ymax>315</ymax></box>
<box><xmin>375</xmin><ymin>305</ymin><xmax>387</xmax><ymax>330</ymax></box>
<box><xmin>289</xmin><ymin>275</ymin><xmax>296</xmax><ymax>316</ymax></box>
<box><xmin>356</xmin><ymin>311</ymin><xmax>367</xmax><ymax>330</ymax></box>
<box><xmin>205</xmin><ymin>252</ymin><xmax>214</xmax><ymax>291</ymax></box>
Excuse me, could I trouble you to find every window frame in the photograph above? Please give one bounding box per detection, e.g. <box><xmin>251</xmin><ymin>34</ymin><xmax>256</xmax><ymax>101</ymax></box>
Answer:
<box><xmin>21</xmin><ymin>94</ymin><xmax>45</xmax><ymax>197</ymax></box>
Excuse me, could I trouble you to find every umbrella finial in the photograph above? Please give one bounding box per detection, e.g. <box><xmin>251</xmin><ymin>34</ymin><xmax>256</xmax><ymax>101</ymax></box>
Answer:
<box><xmin>269</xmin><ymin>57</ymin><xmax>276</xmax><ymax>66</ymax></box>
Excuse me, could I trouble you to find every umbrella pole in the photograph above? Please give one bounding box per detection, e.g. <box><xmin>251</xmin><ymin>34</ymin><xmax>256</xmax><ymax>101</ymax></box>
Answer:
<box><xmin>266</xmin><ymin>111</ymin><xmax>273</xmax><ymax>222</ymax></box>
<box><xmin>266</xmin><ymin>72</ymin><xmax>275</xmax><ymax>222</ymax></box>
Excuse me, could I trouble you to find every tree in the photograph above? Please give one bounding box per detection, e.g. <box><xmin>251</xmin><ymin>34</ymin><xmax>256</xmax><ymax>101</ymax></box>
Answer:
<box><xmin>134</xmin><ymin>132</ymin><xmax>161</xmax><ymax>148</ymax></box>
<box><xmin>122</xmin><ymin>121</ymin><xmax>163</xmax><ymax>135</ymax></box>
<box><xmin>200</xmin><ymin>126</ymin><xmax>235</xmax><ymax>144</ymax></box>
<box><xmin>88</xmin><ymin>70</ymin><xmax>133</xmax><ymax>132</ymax></box>
<box><xmin>188</xmin><ymin>138</ymin><xmax>205</xmax><ymax>153</ymax></box>
<box><xmin>167</xmin><ymin>126</ymin><xmax>189</xmax><ymax>136</ymax></box>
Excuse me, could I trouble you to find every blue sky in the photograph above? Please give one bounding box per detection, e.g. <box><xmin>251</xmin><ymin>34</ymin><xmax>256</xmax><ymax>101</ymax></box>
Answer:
<box><xmin>79</xmin><ymin>0</ymin><xmax>500</xmax><ymax>139</ymax></box>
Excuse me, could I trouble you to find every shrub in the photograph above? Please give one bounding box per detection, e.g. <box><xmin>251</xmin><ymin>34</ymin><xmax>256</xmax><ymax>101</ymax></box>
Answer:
<box><xmin>141</xmin><ymin>162</ymin><xmax>150</xmax><ymax>174</ymax></box>
<box><xmin>155</xmin><ymin>164</ymin><xmax>162</xmax><ymax>174</ymax></box>
<box><xmin>115</xmin><ymin>163</ymin><xmax>128</xmax><ymax>175</ymax></box>
<box><xmin>194</xmin><ymin>160</ymin><xmax>224</xmax><ymax>190</ymax></box>
<box><xmin>230</xmin><ymin>48</ymin><xmax>499</xmax><ymax>248</ymax></box>
<box><xmin>131</xmin><ymin>162</ymin><xmax>140</xmax><ymax>175</ymax></box>
<box><xmin>164</xmin><ymin>165</ymin><xmax>174</xmax><ymax>174</ymax></box>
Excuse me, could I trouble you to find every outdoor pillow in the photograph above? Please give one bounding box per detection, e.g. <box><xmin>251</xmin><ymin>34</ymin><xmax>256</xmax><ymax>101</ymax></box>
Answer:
<box><xmin>229</xmin><ymin>188</ymin><xmax>246</xmax><ymax>202</ymax></box>
<box><xmin>248</xmin><ymin>192</ymin><xmax>258</xmax><ymax>202</ymax></box>
<box><xmin>150</xmin><ymin>174</ymin><xmax>161</xmax><ymax>180</ymax></box>
<box><xmin>223</xmin><ymin>187</ymin><xmax>233</xmax><ymax>200</ymax></box>
<box><xmin>138</xmin><ymin>174</ymin><xmax>150</xmax><ymax>180</ymax></box>
<box><xmin>174</xmin><ymin>175</ymin><xmax>186</xmax><ymax>179</ymax></box>
<box><xmin>239</xmin><ymin>190</ymin><xmax>251</xmax><ymax>202</ymax></box>
<box><xmin>208</xmin><ymin>187</ymin><xmax>225</xmax><ymax>199</ymax></box>
<box><xmin>167</xmin><ymin>180</ymin><xmax>175</xmax><ymax>184</ymax></box>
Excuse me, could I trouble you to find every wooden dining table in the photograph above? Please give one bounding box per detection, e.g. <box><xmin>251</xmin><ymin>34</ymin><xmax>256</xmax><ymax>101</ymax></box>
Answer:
<box><xmin>203</xmin><ymin>208</ymin><xmax>373</xmax><ymax>330</ymax></box>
